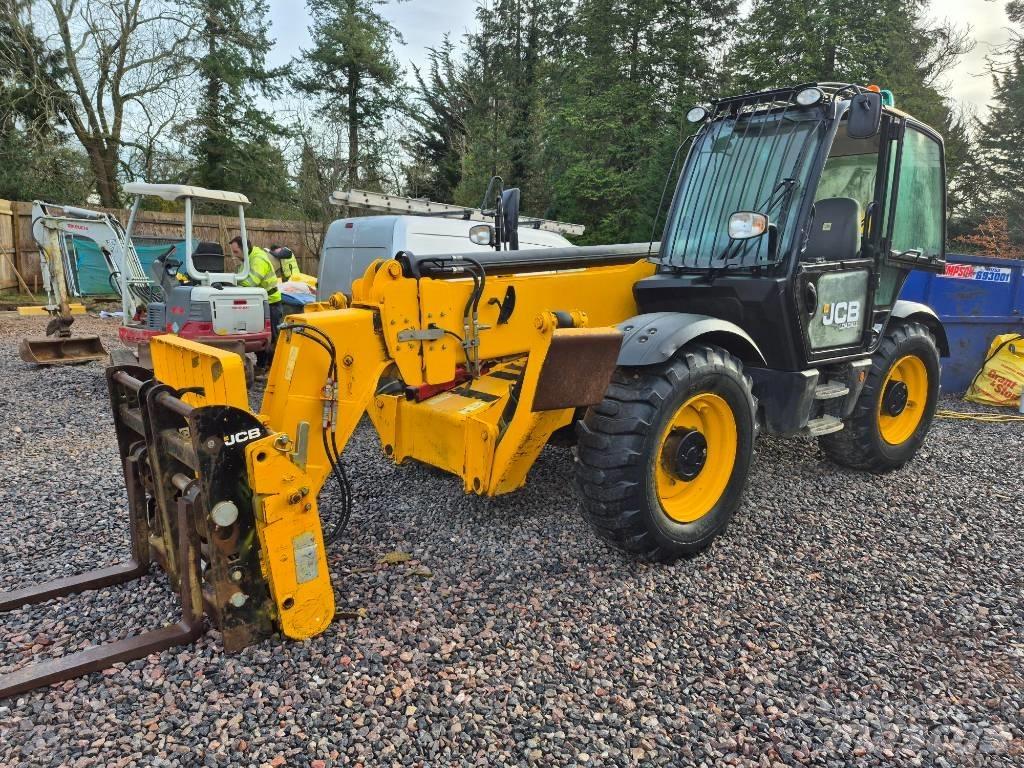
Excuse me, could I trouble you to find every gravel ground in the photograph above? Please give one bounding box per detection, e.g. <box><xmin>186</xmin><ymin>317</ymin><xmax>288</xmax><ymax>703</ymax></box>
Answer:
<box><xmin>0</xmin><ymin>312</ymin><xmax>1022</xmax><ymax>768</ymax></box>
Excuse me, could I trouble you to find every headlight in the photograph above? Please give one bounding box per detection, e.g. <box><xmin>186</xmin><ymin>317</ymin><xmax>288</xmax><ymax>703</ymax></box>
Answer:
<box><xmin>468</xmin><ymin>224</ymin><xmax>493</xmax><ymax>246</ymax></box>
<box><xmin>795</xmin><ymin>87</ymin><xmax>824</xmax><ymax>106</ymax></box>
<box><xmin>728</xmin><ymin>211</ymin><xmax>769</xmax><ymax>240</ymax></box>
<box><xmin>686</xmin><ymin>106</ymin><xmax>708</xmax><ymax>124</ymax></box>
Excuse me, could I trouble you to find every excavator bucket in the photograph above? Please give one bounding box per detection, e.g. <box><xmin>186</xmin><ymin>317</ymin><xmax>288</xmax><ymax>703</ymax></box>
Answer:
<box><xmin>18</xmin><ymin>335</ymin><xmax>108</xmax><ymax>365</ymax></box>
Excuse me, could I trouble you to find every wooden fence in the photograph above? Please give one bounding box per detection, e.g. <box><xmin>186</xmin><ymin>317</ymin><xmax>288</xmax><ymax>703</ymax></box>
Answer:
<box><xmin>0</xmin><ymin>199</ymin><xmax>323</xmax><ymax>294</ymax></box>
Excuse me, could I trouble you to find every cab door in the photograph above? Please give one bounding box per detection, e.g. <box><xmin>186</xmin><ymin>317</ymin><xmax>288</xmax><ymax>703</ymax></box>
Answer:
<box><xmin>873</xmin><ymin>120</ymin><xmax>947</xmax><ymax>327</ymax></box>
<box><xmin>794</xmin><ymin>113</ymin><xmax>896</xmax><ymax>363</ymax></box>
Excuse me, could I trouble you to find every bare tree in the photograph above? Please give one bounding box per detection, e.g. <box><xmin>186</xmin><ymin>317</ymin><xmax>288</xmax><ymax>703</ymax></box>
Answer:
<box><xmin>288</xmin><ymin>100</ymin><xmax>408</xmax><ymax>266</ymax></box>
<box><xmin>119</xmin><ymin>79</ymin><xmax>194</xmax><ymax>183</ymax></box>
<box><xmin>1</xmin><ymin>0</ymin><xmax>193</xmax><ymax>205</ymax></box>
<box><xmin>293</xmin><ymin>115</ymin><xmax>350</xmax><ymax>260</ymax></box>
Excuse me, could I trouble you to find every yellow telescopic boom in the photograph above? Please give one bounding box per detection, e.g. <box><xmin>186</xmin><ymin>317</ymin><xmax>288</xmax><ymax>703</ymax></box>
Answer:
<box><xmin>0</xmin><ymin>243</ymin><xmax>655</xmax><ymax>699</ymax></box>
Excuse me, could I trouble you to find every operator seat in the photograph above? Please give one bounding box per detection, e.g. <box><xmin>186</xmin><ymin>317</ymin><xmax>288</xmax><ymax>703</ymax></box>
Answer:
<box><xmin>802</xmin><ymin>197</ymin><xmax>862</xmax><ymax>262</ymax></box>
<box><xmin>192</xmin><ymin>241</ymin><xmax>225</xmax><ymax>273</ymax></box>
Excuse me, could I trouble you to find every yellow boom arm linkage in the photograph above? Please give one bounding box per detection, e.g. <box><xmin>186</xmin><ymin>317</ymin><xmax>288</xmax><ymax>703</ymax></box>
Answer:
<box><xmin>148</xmin><ymin>252</ymin><xmax>654</xmax><ymax>641</ymax></box>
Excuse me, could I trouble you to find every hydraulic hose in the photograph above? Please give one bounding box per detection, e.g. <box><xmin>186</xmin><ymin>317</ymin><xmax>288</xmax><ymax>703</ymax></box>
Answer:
<box><xmin>289</xmin><ymin>324</ymin><xmax>352</xmax><ymax>545</ymax></box>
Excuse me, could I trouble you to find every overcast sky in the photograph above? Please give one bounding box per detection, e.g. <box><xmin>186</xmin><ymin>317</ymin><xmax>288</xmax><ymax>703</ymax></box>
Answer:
<box><xmin>267</xmin><ymin>0</ymin><xmax>1013</xmax><ymax>118</ymax></box>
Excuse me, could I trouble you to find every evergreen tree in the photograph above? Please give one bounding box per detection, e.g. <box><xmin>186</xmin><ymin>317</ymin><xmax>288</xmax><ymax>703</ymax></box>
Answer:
<box><xmin>294</xmin><ymin>123</ymin><xmax>349</xmax><ymax>254</ymax></box>
<box><xmin>729</xmin><ymin>1</ymin><xmax>885</xmax><ymax>89</ymax></box>
<box><xmin>0</xmin><ymin>130</ymin><xmax>94</xmax><ymax>204</ymax></box>
<box><xmin>455</xmin><ymin>0</ymin><xmax>565</xmax><ymax>211</ymax></box>
<box><xmin>542</xmin><ymin>0</ymin><xmax>738</xmax><ymax>243</ymax></box>
<box><xmin>728</xmin><ymin>0</ymin><xmax>973</xmax><ymax>225</ymax></box>
<box><xmin>0</xmin><ymin>1</ymin><xmax>94</xmax><ymax>203</ymax></box>
<box><xmin>0</xmin><ymin>0</ymin><xmax>61</xmax><ymax>136</ymax></box>
<box><xmin>183</xmin><ymin>0</ymin><xmax>292</xmax><ymax>216</ymax></box>
<box><xmin>972</xmin><ymin>2</ymin><xmax>1024</xmax><ymax>242</ymax></box>
<box><xmin>404</xmin><ymin>36</ymin><xmax>469</xmax><ymax>202</ymax></box>
<box><xmin>295</xmin><ymin>0</ymin><xmax>404</xmax><ymax>189</ymax></box>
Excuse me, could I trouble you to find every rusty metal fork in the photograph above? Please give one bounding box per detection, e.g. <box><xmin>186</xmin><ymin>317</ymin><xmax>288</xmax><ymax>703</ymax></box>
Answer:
<box><xmin>0</xmin><ymin>481</ymin><xmax>207</xmax><ymax>700</ymax></box>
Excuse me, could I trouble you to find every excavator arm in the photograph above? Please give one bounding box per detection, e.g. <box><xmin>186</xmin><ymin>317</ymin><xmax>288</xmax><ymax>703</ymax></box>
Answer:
<box><xmin>18</xmin><ymin>203</ymin><xmax>109</xmax><ymax>364</ymax></box>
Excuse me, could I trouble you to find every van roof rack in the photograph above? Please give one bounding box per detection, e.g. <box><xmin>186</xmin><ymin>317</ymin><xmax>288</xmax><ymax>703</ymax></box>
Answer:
<box><xmin>330</xmin><ymin>188</ymin><xmax>586</xmax><ymax>236</ymax></box>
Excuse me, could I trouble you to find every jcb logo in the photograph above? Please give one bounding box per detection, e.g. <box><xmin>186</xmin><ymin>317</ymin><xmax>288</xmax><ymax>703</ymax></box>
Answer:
<box><xmin>224</xmin><ymin>427</ymin><xmax>262</xmax><ymax>446</ymax></box>
<box><xmin>822</xmin><ymin>300</ymin><xmax>861</xmax><ymax>328</ymax></box>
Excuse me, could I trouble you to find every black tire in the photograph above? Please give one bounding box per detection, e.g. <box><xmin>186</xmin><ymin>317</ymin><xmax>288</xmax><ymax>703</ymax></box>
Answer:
<box><xmin>820</xmin><ymin>321</ymin><xmax>940</xmax><ymax>472</ymax></box>
<box><xmin>575</xmin><ymin>344</ymin><xmax>756</xmax><ymax>562</ymax></box>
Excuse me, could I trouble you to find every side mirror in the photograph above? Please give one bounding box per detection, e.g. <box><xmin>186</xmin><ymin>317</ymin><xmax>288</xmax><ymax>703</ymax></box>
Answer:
<box><xmin>500</xmin><ymin>188</ymin><xmax>521</xmax><ymax>250</ymax></box>
<box><xmin>469</xmin><ymin>224</ymin><xmax>493</xmax><ymax>246</ymax></box>
<box><xmin>728</xmin><ymin>211</ymin><xmax>769</xmax><ymax>240</ymax></box>
<box><xmin>847</xmin><ymin>92</ymin><xmax>882</xmax><ymax>139</ymax></box>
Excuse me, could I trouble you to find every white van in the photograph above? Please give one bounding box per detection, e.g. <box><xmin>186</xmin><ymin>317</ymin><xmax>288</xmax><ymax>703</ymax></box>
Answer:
<box><xmin>318</xmin><ymin>215</ymin><xmax>574</xmax><ymax>298</ymax></box>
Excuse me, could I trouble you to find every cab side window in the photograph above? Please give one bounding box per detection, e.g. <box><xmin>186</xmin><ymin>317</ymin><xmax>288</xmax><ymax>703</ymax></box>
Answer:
<box><xmin>816</xmin><ymin>154</ymin><xmax>877</xmax><ymax>213</ymax></box>
<box><xmin>809</xmin><ymin>131</ymin><xmax>882</xmax><ymax>262</ymax></box>
<box><xmin>890</xmin><ymin>127</ymin><xmax>944</xmax><ymax>260</ymax></box>
<box><xmin>876</xmin><ymin>126</ymin><xmax>944</xmax><ymax>306</ymax></box>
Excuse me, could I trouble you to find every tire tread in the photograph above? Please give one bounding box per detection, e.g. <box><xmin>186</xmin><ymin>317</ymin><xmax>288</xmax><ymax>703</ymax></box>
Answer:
<box><xmin>820</xmin><ymin>321</ymin><xmax>939</xmax><ymax>472</ymax></box>
<box><xmin>575</xmin><ymin>344</ymin><xmax>753</xmax><ymax>561</ymax></box>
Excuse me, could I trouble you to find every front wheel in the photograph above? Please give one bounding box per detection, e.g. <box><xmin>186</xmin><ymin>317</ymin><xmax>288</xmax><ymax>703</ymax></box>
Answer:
<box><xmin>820</xmin><ymin>321</ymin><xmax>940</xmax><ymax>472</ymax></box>
<box><xmin>575</xmin><ymin>344</ymin><xmax>755</xmax><ymax>562</ymax></box>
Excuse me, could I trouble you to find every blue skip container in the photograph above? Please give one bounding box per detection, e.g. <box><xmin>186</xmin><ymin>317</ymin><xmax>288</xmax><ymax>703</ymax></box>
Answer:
<box><xmin>899</xmin><ymin>252</ymin><xmax>1024</xmax><ymax>394</ymax></box>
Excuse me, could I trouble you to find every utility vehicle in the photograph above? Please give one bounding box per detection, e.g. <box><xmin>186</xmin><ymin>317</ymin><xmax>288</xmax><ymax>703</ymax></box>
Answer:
<box><xmin>320</xmin><ymin>186</ymin><xmax>582</xmax><ymax>297</ymax></box>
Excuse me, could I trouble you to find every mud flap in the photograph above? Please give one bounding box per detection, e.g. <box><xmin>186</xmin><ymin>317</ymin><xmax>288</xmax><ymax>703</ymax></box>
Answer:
<box><xmin>532</xmin><ymin>328</ymin><xmax>623</xmax><ymax>411</ymax></box>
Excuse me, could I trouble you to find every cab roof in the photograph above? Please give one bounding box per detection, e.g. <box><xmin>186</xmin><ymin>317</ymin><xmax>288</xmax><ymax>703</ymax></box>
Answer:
<box><xmin>123</xmin><ymin>183</ymin><xmax>250</xmax><ymax>205</ymax></box>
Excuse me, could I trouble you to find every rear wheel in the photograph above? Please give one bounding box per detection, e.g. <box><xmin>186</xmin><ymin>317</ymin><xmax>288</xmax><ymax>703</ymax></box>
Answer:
<box><xmin>820</xmin><ymin>321</ymin><xmax>940</xmax><ymax>471</ymax></box>
<box><xmin>575</xmin><ymin>344</ymin><xmax>755</xmax><ymax>562</ymax></box>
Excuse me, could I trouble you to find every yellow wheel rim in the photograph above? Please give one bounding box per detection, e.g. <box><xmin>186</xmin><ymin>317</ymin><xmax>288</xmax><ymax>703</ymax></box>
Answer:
<box><xmin>654</xmin><ymin>393</ymin><xmax>737</xmax><ymax>523</ymax></box>
<box><xmin>877</xmin><ymin>354</ymin><xmax>928</xmax><ymax>445</ymax></box>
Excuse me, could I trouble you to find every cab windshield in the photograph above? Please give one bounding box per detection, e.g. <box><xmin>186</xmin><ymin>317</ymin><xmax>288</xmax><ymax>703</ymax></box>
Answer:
<box><xmin>660</xmin><ymin>109</ymin><xmax>825</xmax><ymax>270</ymax></box>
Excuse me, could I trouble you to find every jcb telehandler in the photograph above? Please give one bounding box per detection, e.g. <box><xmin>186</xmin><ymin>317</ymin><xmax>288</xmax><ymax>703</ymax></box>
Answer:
<box><xmin>0</xmin><ymin>83</ymin><xmax>949</xmax><ymax>698</ymax></box>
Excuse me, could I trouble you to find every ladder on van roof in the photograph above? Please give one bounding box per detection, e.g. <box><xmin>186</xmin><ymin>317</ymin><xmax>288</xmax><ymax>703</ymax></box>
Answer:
<box><xmin>330</xmin><ymin>189</ymin><xmax>586</xmax><ymax>237</ymax></box>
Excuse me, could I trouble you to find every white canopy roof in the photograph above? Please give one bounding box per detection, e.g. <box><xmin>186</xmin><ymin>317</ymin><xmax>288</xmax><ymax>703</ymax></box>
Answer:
<box><xmin>123</xmin><ymin>182</ymin><xmax>250</xmax><ymax>205</ymax></box>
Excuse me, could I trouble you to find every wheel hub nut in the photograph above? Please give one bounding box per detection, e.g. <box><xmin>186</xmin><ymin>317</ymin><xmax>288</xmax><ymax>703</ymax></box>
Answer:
<box><xmin>883</xmin><ymin>380</ymin><xmax>909</xmax><ymax>416</ymax></box>
<box><xmin>664</xmin><ymin>428</ymin><xmax>708</xmax><ymax>481</ymax></box>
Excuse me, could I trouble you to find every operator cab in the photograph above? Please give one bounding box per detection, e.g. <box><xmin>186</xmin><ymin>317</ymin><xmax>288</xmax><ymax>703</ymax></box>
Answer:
<box><xmin>639</xmin><ymin>83</ymin><xmax>946</xmax><ymax>371</ymax></box>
